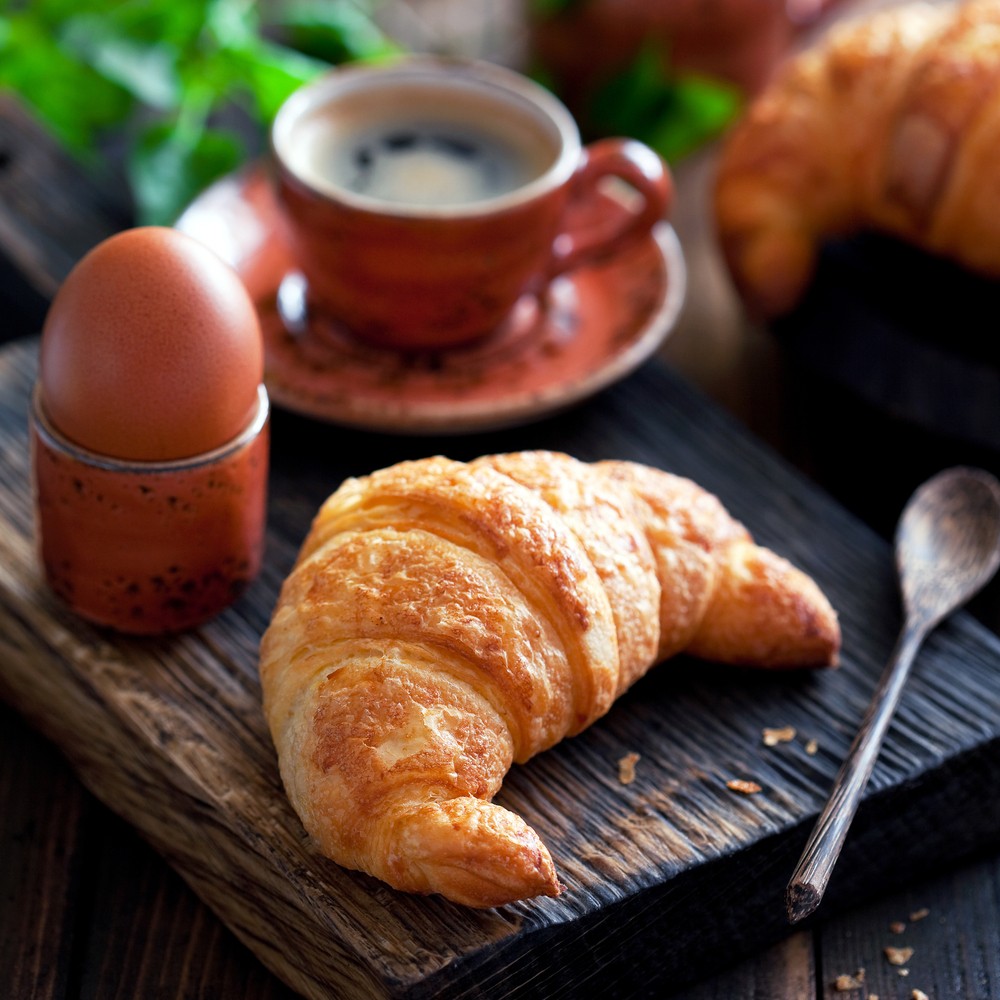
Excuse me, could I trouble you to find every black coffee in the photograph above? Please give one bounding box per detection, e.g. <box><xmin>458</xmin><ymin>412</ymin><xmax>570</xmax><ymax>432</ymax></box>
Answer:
<box><xmin>331</xmin><ymin>120</ymin><xmax>533</xmax><ymax>205</ymax></box>
<box><xmin>286</xmin><ymin>89</ymin><xmax>558</xmax><ymax>209</ymax></box>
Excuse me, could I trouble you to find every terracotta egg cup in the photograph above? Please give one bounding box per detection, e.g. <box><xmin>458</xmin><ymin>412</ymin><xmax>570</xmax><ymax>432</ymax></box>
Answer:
<box><xmin>30</xmin><ymin>384</ymin><xmax>269</xmax><ymax>635</ymax></box>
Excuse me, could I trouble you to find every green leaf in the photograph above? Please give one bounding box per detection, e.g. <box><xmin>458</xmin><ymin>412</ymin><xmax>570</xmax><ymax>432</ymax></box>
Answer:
<box><xmin>226</xmin><ymin>39</ymin><xmax>329</xmax><ymax>122</ymax></box>
<box><xmin>647</xmin><ymin>74</ymin><xmax>742</xmax><ymax>161</ymax></box>
<box><xmin>47</xmin><ymin>0</ymin><xmax>208</xmax><ymax>50</ymax></box>
<box><xmin>59</xmin><ymin>14</ymin><xmax>180</xmax><ymax>109</ymax></box>
<box><xmin>0</xmin><ymin>0</ymin><xmax>404</xmax><ymax>218</ymax></box>
<box><xmin>129</xmin><ymin>118</ymin><xmax>244</xmax><ymax>225</ymax></box>
<box><xmin>268</xmin><ymin>0</ymin><xmax>400</xmax><ymax>63</ymax></box>
<box><xmin>528</xmin><ymin>0</ymin><xmax>583</xmax><ymax>15</ymax></box>
<box><xmin>204</xmin><ymin>0</ymin><xmax>259</xmax><ymax>50</ymax></box>
<box><xmin>587</xmin><ymin>42</ymin><xmax>741</xmax><ymax>161</ymax></box>
<box><xmin>0</xmin><ymin>14</ymin><xmax>133</xmax><ymax>157</ymax></box>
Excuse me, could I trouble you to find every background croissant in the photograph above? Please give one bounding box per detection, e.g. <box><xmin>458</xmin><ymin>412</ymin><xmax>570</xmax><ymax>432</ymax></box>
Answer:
<box><xmin>259</xmin><ymin>452</ymin><xmax>839</xmax><ymax>908</ymax></box>
<box><xmin>714</xmin><ymin>0</ymin><xmax>1000</xmax><ymax>319</ymax></box>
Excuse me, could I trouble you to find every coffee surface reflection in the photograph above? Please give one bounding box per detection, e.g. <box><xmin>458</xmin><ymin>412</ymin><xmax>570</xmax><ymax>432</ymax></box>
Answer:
<box><xmin>285</xmin><ymin>93</ymin><xmax>557</xmax><ymax>211</ymax></box>
<box><xmin>337</xmin><ymin>120</ymin><xmax>536</xmax><ymax>206</ymax></box>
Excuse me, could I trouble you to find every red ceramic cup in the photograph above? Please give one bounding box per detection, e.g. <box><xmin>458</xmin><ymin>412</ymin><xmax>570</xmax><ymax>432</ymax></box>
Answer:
<box><xmin>271</xmin><ymin>56</ymin><xmax>674</xmax><ymax>351</ymax></box>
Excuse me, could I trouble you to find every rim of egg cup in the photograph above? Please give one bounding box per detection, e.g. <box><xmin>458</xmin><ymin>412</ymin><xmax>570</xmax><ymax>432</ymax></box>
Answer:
<box><xmin>31</xmin><ymin>384</ymin><xmax>270</xmax><ymax>472</ymax></box>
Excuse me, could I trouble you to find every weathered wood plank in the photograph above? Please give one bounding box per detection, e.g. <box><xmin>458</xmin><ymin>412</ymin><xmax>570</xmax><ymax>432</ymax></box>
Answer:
<box><xmin>669</xmin><ymin>932</ymin><xmax>817</xmax><ymax>1000</ymax></box>
<box><xmin>2</xmin><ymin>332</ymin><xmax>1000</xmax><ymax>998</ymax></box>
<box><xmin>816</xmin><ymin>849</ymin><xmax>1000</xmax><ymax>999</ymax></box>
<box><xmin>0</xmin><ymin>704</ymin><xmax>87</xmax><ymax>1000</ymax></box>
<box><xmin>78</xmin><ymin>809</ymin><xmax>298</xmax><ymax>1000</ymax></box>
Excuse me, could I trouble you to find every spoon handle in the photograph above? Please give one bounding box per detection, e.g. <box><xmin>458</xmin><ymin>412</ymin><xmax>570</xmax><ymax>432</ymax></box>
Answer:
<box><xmin>786</xmin><ymin>621</ymin><xmax>927</xmax><ymax>923</ymax></box>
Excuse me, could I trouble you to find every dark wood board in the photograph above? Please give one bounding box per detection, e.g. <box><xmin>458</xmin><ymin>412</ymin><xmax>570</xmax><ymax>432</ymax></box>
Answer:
<box><xmin>2</xmin><ymin>334</ymin><xmax>1000</xmax><ymax>1000</ymax></box>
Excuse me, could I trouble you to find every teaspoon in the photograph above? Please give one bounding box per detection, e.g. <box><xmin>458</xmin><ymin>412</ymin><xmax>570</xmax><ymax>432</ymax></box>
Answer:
<box><xmin>786</xmin><ymin>466</ymin><xmax>1000</xmax><ymax>923</ymax></box>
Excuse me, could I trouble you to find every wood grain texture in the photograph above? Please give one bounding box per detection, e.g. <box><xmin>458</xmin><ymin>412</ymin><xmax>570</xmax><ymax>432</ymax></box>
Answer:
<box><xmin>671</xmin><ymin>931</ymin><xmax>817</xmax><ymax>1000</ymax></box>
<box><xmin>0</xmin><ymin>704</ymin><xmax>87</xmax><ymax>1000</ymax></box>
<box><xmin>78</xmin><ymin>808</ymin><xmax>298</xmax><ymax>1000</ymax></box>
<box><xmin>2</xmin><ymin>333</ymin><xmax>1000</xmax><ymax>999</ymax></box>
<box><xmin>815</xmin><ymin>849</ymin><xmax>1000</xmax><ymax>999</ymax></box>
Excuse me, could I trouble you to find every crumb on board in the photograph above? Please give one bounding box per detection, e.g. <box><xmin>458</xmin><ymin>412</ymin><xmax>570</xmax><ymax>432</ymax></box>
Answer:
<box><xmin>726</xmin><ymin>778</ymin><xmax>762</xmax><ymax>794</ymax></box>
<box><xmin>834</xmin><ymin>968</ymin><xmax>865</xmax><ymax>990</ymax></box>
<box><xmin>898</xmin><ymin>968</ymin><xmax>910</xmax><ymax>977</ymax></box>
<box><xmin>762</xmin><ymin>725</ymin><xmax>796</xmax><ymax>746</ymax></box>
<box><xmin>909</xmin><ymin>907</ymin><xmax>930</xmax><ymax>922</ymax></box>
<box><xmin>617</xmin><ymin>752</ymin><xmax>640</xmax><ymax>785</ymax></box>
<box><xmin>911</xmin><ymin>990</ymin><xmax>929</xmax><ymax>1000</ymax></box>
<box><xmin>885</xmin><ymin>946</ymin><xmax>914</xmax><ymax>966</ymax></box>
<box><xmin>889</xmin><ymin>920</ymin><xmax>906</xmax><ymax>934</ymax></box>
<box><xmin>805</xmin><ymin>738</ymin><xmax>819</xmax><ymax>755</ymax></box>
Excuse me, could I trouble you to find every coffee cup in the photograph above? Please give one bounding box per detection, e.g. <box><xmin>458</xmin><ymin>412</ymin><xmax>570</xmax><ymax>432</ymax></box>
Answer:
<box><xmin>270</xmin><ymin>56</ymin><xmax>674</xmax><ymax>351</ymax></box>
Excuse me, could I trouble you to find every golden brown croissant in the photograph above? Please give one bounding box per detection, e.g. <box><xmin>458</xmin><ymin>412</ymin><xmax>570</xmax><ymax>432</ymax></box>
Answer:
<box><xmin>259</xmin><ymin>451</ymin><xmax>839</xmax><ymax>907</ymax></box>
<box><xmin>714</xmin><ymin>0</ymin><xmax>1000</xmax><ymax>319</ymax></box>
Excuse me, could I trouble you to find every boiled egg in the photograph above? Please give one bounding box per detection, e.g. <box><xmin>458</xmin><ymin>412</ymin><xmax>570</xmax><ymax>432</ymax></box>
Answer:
<box><xmin>39</xmin><ymin>226</ymin><xmax>263</xmax><ymax>462</ymax></box>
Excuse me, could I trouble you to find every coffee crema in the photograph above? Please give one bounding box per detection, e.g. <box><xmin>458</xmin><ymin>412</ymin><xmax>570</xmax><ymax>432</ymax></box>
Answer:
<box><xmin>331</xmin><ymin>120</ymin><xmax>536</xmax><ymax>206</ymax></box>
<box><xmin>284</xmin><ymin>90</ymin><xmax>560</xmax><ymax>210</ymax></box>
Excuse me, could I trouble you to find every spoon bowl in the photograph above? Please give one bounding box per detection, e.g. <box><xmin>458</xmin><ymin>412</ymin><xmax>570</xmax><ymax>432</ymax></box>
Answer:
<box><xmin>896</xmin><ymin>467</ymin><xmax>1000</xmax><ymax>630</ymax></box>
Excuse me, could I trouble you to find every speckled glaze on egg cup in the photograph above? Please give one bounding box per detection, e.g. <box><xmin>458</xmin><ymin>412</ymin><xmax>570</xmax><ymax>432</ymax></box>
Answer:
<box><xmin>30</xmin><ymin>384</ymin><xmax>269</xmax><ymax>635</ymax></box>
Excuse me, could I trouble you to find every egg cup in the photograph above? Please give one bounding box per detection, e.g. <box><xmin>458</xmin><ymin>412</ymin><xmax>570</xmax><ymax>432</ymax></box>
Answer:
<box><xmin>30</xmin><ymin>384</ymin><xmax>269</xmax><ymax>635</ymax></box>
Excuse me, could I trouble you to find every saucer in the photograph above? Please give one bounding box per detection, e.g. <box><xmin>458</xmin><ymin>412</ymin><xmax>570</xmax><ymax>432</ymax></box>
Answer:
<box><xmin>176</xmin><ymin>165</ymin><xmax>686</xmax><ymax>434</ymax></box>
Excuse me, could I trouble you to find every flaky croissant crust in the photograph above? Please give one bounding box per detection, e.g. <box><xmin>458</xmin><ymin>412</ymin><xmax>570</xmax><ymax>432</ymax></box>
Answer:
<box><xmin>714</xmin><ymin>0</ymin><xmax>1000</xmax><ymax>318</ymax></box>
<box><xmin>259</xmin><ymin>452</ymin><xmax>839</xmax><ymax>907</ymax></box>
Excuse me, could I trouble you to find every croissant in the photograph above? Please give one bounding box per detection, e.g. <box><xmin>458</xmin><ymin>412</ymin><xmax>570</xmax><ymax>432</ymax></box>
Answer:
<box><xmin>713</xmin><ymin>0</ymin><xmax>1000</xmax><ymax>319</ymax></box>
<box><xmin>259</xmin><ymin>451</ymin><xmax>839</xmax><ymax>907</ymax></box>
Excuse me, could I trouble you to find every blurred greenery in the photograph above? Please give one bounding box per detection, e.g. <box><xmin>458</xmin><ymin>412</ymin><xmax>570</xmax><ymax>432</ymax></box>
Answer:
<box><xmin>0</xmin><ymin>0</ymin><xmax>398</xmax><ymax>224</ymax></box>
<box><xmin>529</xmin><ymin>0</ymin><xmax>580</xmax><ymax>13</ymax></box>
<box><xmin>528</xmin><ymin>1</ymin><xmax>742</xmax><ymax>162</ymax></box>
<box><xmin>0</xmin><ymin>0</ymin><xmax>738</xmax><ymax>223</ymax></box>
<box><xmin>587</xmin><ymin>43</ymin><xmax>742</xmax><ymax>163</ymax></box>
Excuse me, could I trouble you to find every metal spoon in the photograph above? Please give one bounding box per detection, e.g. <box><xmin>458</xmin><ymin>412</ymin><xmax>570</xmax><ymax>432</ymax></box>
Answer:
<box><xmin>786</xmin><ymin>466</ymin><xmax>1000</xmax><ymax>924</ymax></box>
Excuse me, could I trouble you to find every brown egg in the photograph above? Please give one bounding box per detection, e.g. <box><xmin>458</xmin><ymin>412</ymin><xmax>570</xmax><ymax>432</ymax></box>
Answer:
<box><xmin>39</xmin><ymin>226</ymin><xmax>264</xmax><ymax>461</ymax></box>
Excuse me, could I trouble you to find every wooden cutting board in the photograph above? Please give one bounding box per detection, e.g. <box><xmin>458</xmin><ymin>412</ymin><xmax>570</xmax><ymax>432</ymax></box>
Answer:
<box><xmin>2</xmin><ymin>336</ymin><xmax>1000</xmax><ymax>999</ymax></box>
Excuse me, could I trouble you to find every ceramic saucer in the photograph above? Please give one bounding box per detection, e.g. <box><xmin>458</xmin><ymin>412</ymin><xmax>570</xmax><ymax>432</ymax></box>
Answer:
<box><xmin>176</xmin><ymin>165</ymin><xmax>686</xmax><ymax>434</ymax></box>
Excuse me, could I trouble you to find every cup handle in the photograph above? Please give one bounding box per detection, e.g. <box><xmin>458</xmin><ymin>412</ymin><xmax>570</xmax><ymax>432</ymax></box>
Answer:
<box><xmin>548</xmin><ymin>138</ymin><xmax>673</xmax><ymax>278</ymax></box>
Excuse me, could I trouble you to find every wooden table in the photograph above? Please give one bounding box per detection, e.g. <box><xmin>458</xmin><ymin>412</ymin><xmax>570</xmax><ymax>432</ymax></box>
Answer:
<box><xmin>1</xmin><ymin>89</ymin><xmax>999</xmax><ymax>1000</ymax></box>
